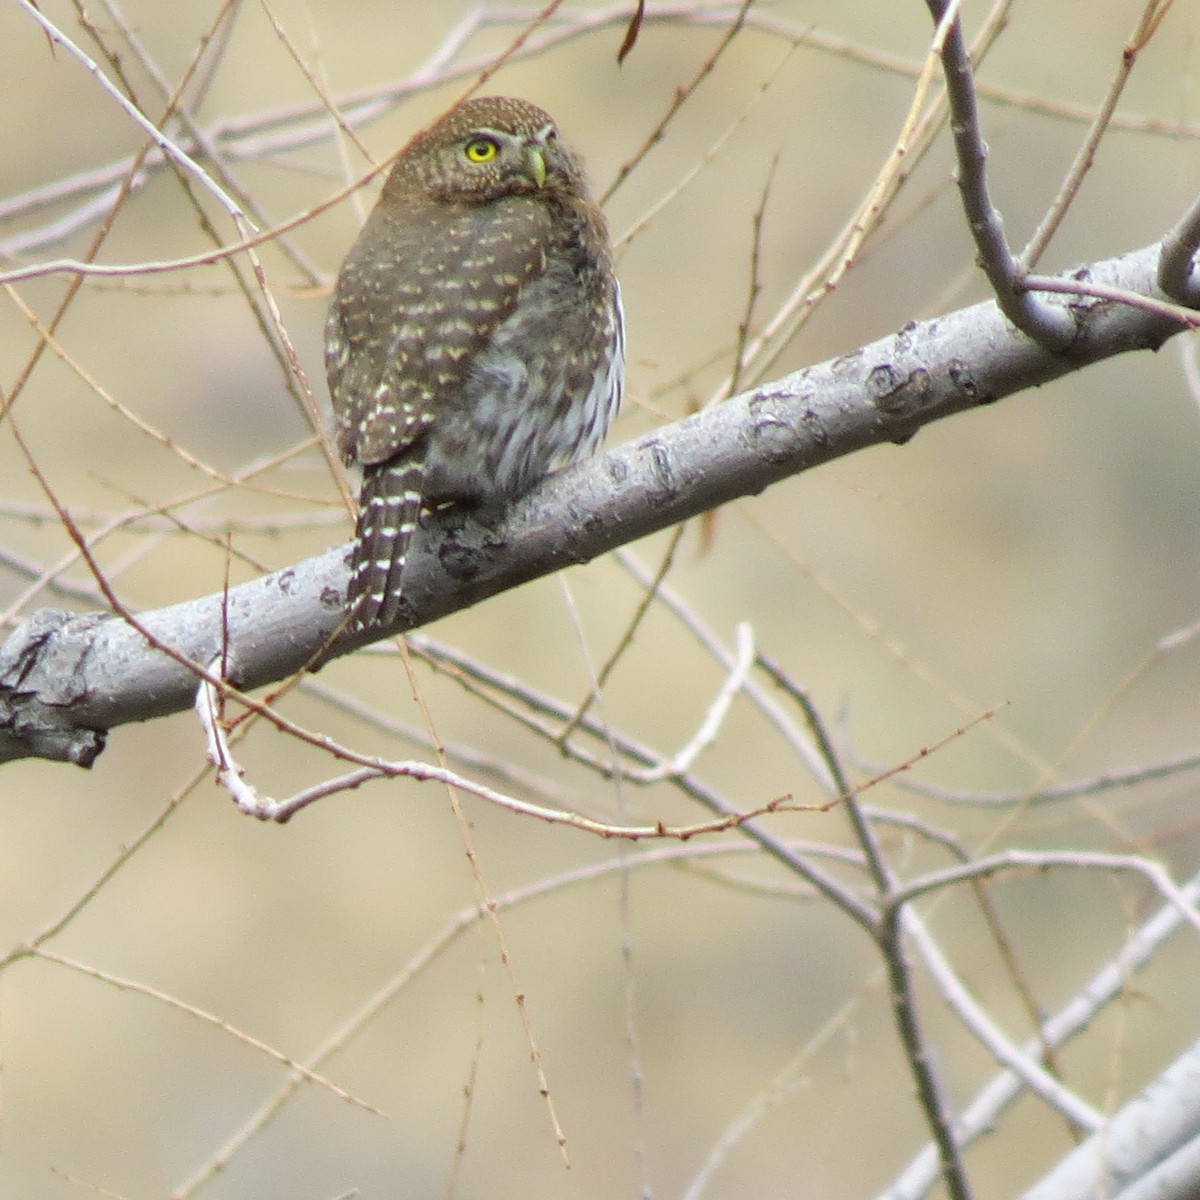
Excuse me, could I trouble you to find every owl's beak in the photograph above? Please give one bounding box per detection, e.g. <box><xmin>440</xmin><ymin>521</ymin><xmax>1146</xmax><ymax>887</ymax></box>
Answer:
<box><xmin>525</xmin><ymin>145</ymin><xmax>548</xmax><ymax>188</ymax></box>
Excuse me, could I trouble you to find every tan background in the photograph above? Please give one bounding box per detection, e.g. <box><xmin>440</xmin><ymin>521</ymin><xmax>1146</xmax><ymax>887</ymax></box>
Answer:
<box><xmin>2</xmin><ymin>2</ymin><xmax>1200</xmax><ymax>1198</ymax></box>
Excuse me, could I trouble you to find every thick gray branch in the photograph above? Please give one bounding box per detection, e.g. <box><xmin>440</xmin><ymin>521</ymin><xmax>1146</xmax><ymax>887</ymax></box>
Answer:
<box><xmin>0</xmin><ymin>239</ymin><xmax>1187</xmax><ymax>767</ymax></box>
<box><xmin>1019</xmin><ymin>1038</ymin><xmax>1200</xmax><ymax>1200</ymax></box>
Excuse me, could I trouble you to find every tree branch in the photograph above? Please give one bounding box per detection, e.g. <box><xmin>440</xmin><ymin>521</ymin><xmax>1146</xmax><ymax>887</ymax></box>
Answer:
<box><xmin>0</xmin><ymin>238</ymin><xmax>1189</xmax><ymax>768</ymax></box>
<box><xmin>925</xmin><ymin>0</ymin><xmax>1075</xmax><ymax>350</ymax></box>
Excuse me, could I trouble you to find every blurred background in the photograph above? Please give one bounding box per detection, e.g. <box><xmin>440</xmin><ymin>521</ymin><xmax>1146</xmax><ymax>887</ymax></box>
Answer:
<box><xmin>2</xmin><ymin>2</ymin><xmax>1200</xmax><ymax>1198</ymax></box>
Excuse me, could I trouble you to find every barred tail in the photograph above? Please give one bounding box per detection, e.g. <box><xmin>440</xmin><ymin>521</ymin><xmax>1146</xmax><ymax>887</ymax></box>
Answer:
<box><xmin>348</xmin><ymin>458</ymin><xmax>424</xmax><ymax>631</ymax></box>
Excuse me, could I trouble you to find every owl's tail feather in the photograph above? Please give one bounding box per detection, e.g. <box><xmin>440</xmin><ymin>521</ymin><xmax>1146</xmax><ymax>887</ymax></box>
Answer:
<box><xmin>348</xmin><ymin>458</ymin><xmax>425</xmax><ymax>631</ymax></box>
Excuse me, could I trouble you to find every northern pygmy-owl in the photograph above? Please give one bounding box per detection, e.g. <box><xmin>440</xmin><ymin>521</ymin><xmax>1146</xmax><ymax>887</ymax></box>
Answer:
<box><xmin>326</xmin><ymin>96</ymin><xmax>624</xmax><ymax>631</ymax></box>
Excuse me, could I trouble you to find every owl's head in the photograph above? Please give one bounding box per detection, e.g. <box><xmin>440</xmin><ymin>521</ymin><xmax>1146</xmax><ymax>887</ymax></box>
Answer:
<box><xmin>383</xmin><ymin>96</ymin><xmax>588</xmax><ymax>204</ymax></box>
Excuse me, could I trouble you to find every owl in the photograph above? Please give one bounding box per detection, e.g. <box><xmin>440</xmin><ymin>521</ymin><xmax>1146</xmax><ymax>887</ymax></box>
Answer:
<box><xmin>325</xmin><ymin>96</ymin><xmax>624</xmax><ymax>631</ymax></box>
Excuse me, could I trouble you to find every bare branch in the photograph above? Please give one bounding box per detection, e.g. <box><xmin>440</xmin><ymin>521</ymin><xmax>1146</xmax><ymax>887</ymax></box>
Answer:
<box><xmin>1020</xmin><ymin>1</ymin><xmax>1173</xmax><ymax>269</ymax></box>
<box><xmin>925</xmin><ymin>0</ymin><xmax>1075</xmax><ymax>348</ymax></box>
<box><xmin>881</xmin><ymin>861</ymin><xmax>1200</xmax><ymax>1200</ymax></box>
<box><xmin>13</xmin><ymin>0</ymin><xmax>249</xmax><ymax>226</ymax></box>
<box><xmin>29</xmin><ymin>945</ymin><xmax>383</xmax><ymax>1115</ymax></box>
<box><xmin>902</xmin><ymin>910</ymin><xmax>1104</xmax><ymax>1133</ymax></box>
<box><xmin>1018</xmin><ymin>1038</ymin><xmax>1200</xmax><ymax>1200</ymax></box>
<box><xmin>1</xmin><ymin>238</ymin><xmax>1190</xmax><ymax>768</ymax></box>
<box><xmin>1158</xmin><ymin>190</ymin><xmax>1200</xmax><ymax>306</ymax></box>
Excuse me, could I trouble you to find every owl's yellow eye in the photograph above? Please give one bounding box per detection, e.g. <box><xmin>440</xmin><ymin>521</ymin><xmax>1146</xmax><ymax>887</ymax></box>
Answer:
<box><xmin>463</xmin><ymin>137</ymin><xmax>499</xmax><ymax>163</ymax></box>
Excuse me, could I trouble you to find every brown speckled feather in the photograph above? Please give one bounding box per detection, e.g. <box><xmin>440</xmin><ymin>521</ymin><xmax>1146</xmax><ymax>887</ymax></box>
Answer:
<box><xmin>325</xmin><ymin>97</ymin><xmax>623</xmax><ymax>631</ymax></box>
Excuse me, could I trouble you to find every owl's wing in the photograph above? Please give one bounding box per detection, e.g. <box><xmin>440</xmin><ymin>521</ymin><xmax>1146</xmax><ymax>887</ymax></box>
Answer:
<box><xmin>326</xmin><ymin>196</ymin><xmax>553</xmax><ymax>468</ymax></box>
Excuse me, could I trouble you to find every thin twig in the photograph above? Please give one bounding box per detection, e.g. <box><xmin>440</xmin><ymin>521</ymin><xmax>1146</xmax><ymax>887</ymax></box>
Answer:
<box><xmin>167</xmin><ymin>836</ymin><xmax>863</xmax><ymax>1197</ymax></box>
<box><xmin>1023</xmin><ymin>272</ymin><xmax>1200</xmax><ymax>328</ymax></box>
<box><xmin>557</xmin><ymin>524</ymin><xmax>687</xmax><ymax>744</ymax></box>
<box><xmin>197</xmin><ymin>663</ymin><xmax>800</xmax><ymax>835</ymax></box>
<box><xmin>725</xmin><ymin>153</ymin><xmax>780</xmax><ymax>400</ymax></box>
<box><xmin>30</xmin><ymin>946</ymin><xmax>383</xmax><ymax>1115</ymax></box>
<box><xmin>901</xmin><ymin>911</ymin><xmax>1103</xmax><ymax>1133</ymax></box>
<box><xmin>895</xmin><ymin>849</ymin><xmax>1200</xmax><ymax>937</ymax></box>
<box><xmin>719</xmin><ymin>0</ymin><xmax>1020</xmax><ymax>393</ymax></box>
<box><xmin>601</xmin><ymin>0</ymin><xmax>754</xmax><ymax>206</ymax></box>
<box><xmin>408</xmin><ymin>636</ymin><xmax>879</xmax><ymax>930</ymax></box>
<box><xmin>615</xmin><ymin>551</ymin><xmax>837</xmax><ymax>792</ymax></box>
<box><xmin>627</xmin><ymin>622</ymin><xmax>755</xmax><ymax>783</ymax></box>
<box><xmin>849</xmin><ymin>748</ymin><xmax>1200</xmax><ymax>808</ymax></box>
<box><xmin>1023</xmin><ymin>0</ymin><xmax>1178</xmax><ymax>270</ymax></box>
<box><xmin>14</xmin><ymin>0</ymin><xmax>249</xmax><ymax>223</ymax></box>
<box><xmin>882</xmin><ymin>862</ymin><xmax>1200</xmax><ymax>1199</ymax></box>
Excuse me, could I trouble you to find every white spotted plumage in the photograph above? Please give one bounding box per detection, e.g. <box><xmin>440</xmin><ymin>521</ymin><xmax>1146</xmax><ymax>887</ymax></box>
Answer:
<box><xmin>326</xmin><ymin>97</ymin><xmax>623</xmax><ymax>631</ymax></box>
